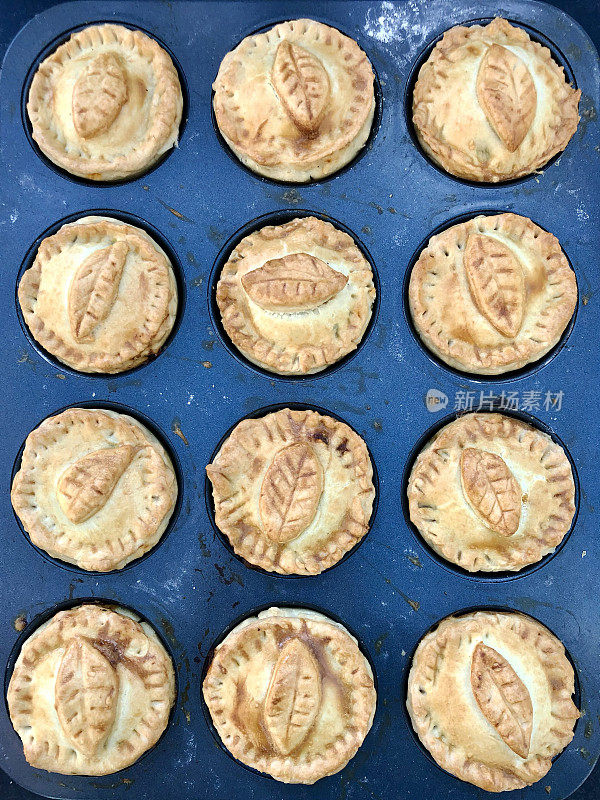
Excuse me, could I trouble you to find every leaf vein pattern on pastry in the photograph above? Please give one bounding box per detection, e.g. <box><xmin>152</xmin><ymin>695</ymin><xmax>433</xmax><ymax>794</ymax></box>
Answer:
<box><xmin>464</xmin><ymin>234</ymin><xmax>525</xmax><ymax>338</ymax></box>
<box><xmin>55</xmin><ymin>638</ymin><xmax>119</xmax><ymax>756</ymax></box>
<box><xmin>241</xmin><ymin>252</ymin><xmax>348</xmax><ymax>312</ymax></box>
<box><xmin>470</xmin><ymin>642</ymin><xmax>533</xmax><ymax>758</ymax></box>
<box><xmin>72</xmin><ymin>53</ymin><xmax>128</xmax><ymax>139</ymax></box>
<box><xmin>272</xmin><ymin>40</ymin><xmax>330</xmax><ymax>134</ymax></box>
<box><xmin>460</xmin><ymin>447</ymin><xmax>521</xmax><ymax>536</ymax></box>
<box><xmin>259</xmin><ymin>443</ymin><xmax>324</xmax><ymax>542</ymax></box>
<box><xmin>57</xmin><ymin>444</ymin><xmax>138</xmax><ymax>523</ymax></box>
<box><xmin>69</xmin><ymin>241</ymin><xmax>129</xmax><ymax>341</ymax></box>
<box><xmin>476</xmin><ymin>44</ymin><xmax>537</xmax><ymax>152</ymax></box>
<box><xmin>264</xmin><ymin>638</ymin><xmax>322</xmax><ymax>754</ymax></box>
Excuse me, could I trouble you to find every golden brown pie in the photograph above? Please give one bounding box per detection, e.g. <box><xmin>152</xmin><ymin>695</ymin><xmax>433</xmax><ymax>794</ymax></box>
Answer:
<box><xmin>412</xmin><ymin>18</ymin><xmax>580</xmax><ymax>182</ymax></box>
<box><xmin>203</xmin><ymin>606</ymin><xmax>376</xmax><ymax>783</ymax></box>
<box><xmin>11</xmin><ymin>407</ymin><xmax>177</xmax><ymax>571</ymax></box>
<box><xmin>7</xmin><ymin>604</ymin><xmax>175</xmax><ymax>775</ymax></box>
<box><xmin>206</xmin><ymin>408</ymin><xmax>375</xmax><ymax>574</ymax></box>
<box><xmin>213</xmin><ymin>19</ymin><xmax>375</xmax><ymax>181</ymax></box>
<box><xmin>18</xmin><ymin>216</ymin><xmax>178</xmax><ymax>374</ymax></box>
<box><xmin>216</xmin><ymin>216</ymin><xmax>375</xmax><ymax>375</ymax></box>
<box><xmin>27</xmin><ymin>24</ymin><xmax>183</xmax><ymax>180</ymax></box>
<box><xmin>408</xmin><ymin>213</ymin><xmax>577</xmax><ymax>375</ymax></box>
<box><xmin>407</xmin><ymin>413</ymin><xmax>576</xmax><ymax>572</ymax></box>
<box><xmin>407</xmin><ymin>610</ymin><xmax>579</xmax><ymax>791</ymax></box>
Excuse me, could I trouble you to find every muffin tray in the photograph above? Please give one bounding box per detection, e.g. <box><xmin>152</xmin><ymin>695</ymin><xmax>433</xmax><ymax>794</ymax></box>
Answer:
<box><xmin>0</xmin><ymin>0</ymin><xmax>599</xmax><ymax>798</ymax></box>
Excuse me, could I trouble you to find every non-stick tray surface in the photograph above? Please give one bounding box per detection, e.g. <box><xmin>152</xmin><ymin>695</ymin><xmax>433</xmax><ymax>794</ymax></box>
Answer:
<box><xmin>0</xmin><ymin>1</ymin><xmax>598</xmax><ymax>799</ymax></box>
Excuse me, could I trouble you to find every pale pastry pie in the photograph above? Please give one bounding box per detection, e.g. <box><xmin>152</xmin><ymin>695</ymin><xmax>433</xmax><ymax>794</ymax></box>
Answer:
<box><xmin>408</xmin><ymin>213</ymin><xmax>577</xmax><ymax>375</ymax></box>
<box><xmin>216</xmin><ymin>216</ymin><xmax>375</xmax><ymax>375</ymax></box>
<box><xmin>407</xmin><ymin>611</ymin><xmax>579</xmax><ymax>791</ymax></box>
<box><xmin>27</xmin><ymin>24</ymin><xmax>183</xmax><ymax>180</ymax></box>
<box><xmin>7</xmin><ymin>604</ymin><xmax>175</xmax><ymax>775</ymax></box>
<box><xmin>203</xmin><ymin>607</ymin><xmax>376</xmax><ymax>783</ymax></box>
<box><xmin>213</xmin><ymin>19</ymin><xmax>375</xmax><ymax>181</ymax></box>
<box><xmin>11</xmin><ymin>408</ymin><xmax>177</xmax><ymax>571</ymax></box>
<box><xmin>18</xmin><ymin>216</ymin><xmax>178</xmax><ymax>374</ymax></box>
<box><xmin>407</xmin><ymin>413</ymin><xmax>576</xmax><ymax>572</ymax></box>
<box><xmin>206</xmin><ymin>408</ymin><xmax>375</xmax><ymax>574</ymax></box>
<box><xmin>413</xmin><ymin>18</ymin><xmax>580</xmax><ymax>182</ymax></box>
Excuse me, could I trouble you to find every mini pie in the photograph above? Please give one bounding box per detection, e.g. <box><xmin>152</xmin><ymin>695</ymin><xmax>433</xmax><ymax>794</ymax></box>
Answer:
<box><xmin>7</xmin><ymin>604</ymin><xmax>175</xmax><ymax>775</ymax></box>
<box><xmin>11</xmin><ymin>407</ymin><xmax>177</xmax><ymax>571</ymax></box>
<box><xmin>206</xmin><ymin>408</ymin><xmax>375</xmax><ymax>574</ymax></box>
<box><xmin>18</xmin><ymin>216</ymin><xmax>178</xmax><ymax>374</ymax></box>
<box><xmin>213</xmin><ymin>19</ymin><xmax>375</xmax><ymax>181</ymax></box>
<box><xmin>408</xmin><ymin>213</ymin><xmax>577</xmax><ymax>375</ymax></box>
<box><xmin>407</xmin><ymin>611</ymin><xmax>579</xmax><ymax>791</ymax></box>
<box><xmin>408</xmin><ymin>413</ymin><xmax>576</xmax><ymax>572</ymax></box>
<box><xmin>203</xmin><ymin>606</ymin><xmax>376</xmax><ymax>783</ymax></box>
<box><xmin>27</xmin><ymin>24</ymin><xmax>183</xmax><ymax>181</ymax></box>
<box><xmin>412</xmin><ymin>18</ymin><xmax>580</xmax><ymax>182</ymax></box>
<box><xmin>216</xmin><ymin>216</ymin><xmax>375</xmax><ymax>375</ymax></box>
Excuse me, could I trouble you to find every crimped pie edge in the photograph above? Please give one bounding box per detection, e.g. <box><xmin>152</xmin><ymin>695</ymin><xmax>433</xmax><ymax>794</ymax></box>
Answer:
<box><xmin>7</xmin><ymin>603</ymin><xmax>175</xmax><ymax>775</ymax></box>
<box><xmin>406</xmin><ymin>610</ymin><xmax>579</xmax><ymax>791</ymax></box>
<box><xmin>212</xmin><ymin>18</ymin><xmax>375</xmax><ymax>181</ymax></box>
<box><xmin>412</xmin><ymin>18</ymin><xmax>581</xmax><ymax>182</ymax></box>
<box><xmin>206</xmin><ymin>408</ymin><xmax>376</xmax><ymax>575</ymax></box>
<box><xmin>408</xmin><ymin>213</ymin><xmax>578</xmax><ymax>375</ymax></box>
<box><xmin>407</xmin><ymin>412</ymin><xmax>576</xmax><ymax>572</ymax></box>
<box><xmin>216</xmin><ymin>216</ymin><xmax>376</xmax><ymax>375</ymax></box>
<box><xmin>11</xmin><ymin>407</ymin><xmax>178</xmax><ymax>571</ymax></box>
<box><xmin>27</xmin><ymin>24</ymin><xmax>183</xmax><ymax>181</ymax></box>
<box><xmin>18</xmin><ymin>216</ymin><xmax>178</xmax><ymax>374</ymax></box>
<box><xmin>202</xmin><ymin>606</ymin><xmax>376</xmax><ymax>783</ymax></box>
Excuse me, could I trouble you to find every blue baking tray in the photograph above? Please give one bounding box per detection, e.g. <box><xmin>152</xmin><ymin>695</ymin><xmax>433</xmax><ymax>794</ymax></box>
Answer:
<box><xmin>0</xmin><ymin>1</ymin><xmax>598</xmax><ymax>799</ymax></box>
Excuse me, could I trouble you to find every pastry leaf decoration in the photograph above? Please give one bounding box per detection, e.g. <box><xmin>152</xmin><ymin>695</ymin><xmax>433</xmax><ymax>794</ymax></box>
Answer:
<box><xmin>55</xmin><ymin>638</ymin><xmax>119</xmax><ymax>756</ymax></box>
<box><xmin>471</xmin><ymin>642</ymin><xmax>533</xmax><ymax>759</ymax></box>
<box><xmin>264</xmin><ymin>638</ymin><xmax>321</xmax><ymax>755</ymax></box>
<box><xmin>476</xmin><ymin>43</ymin><xmax>537</xmax><ymax>152</ymax></box>
<box><xmin>72</xmin><ymin>53</ymin><xmax>128</xmax><ymax>139</ymax></box>
<box><xmin>259</xmin><ymin>443</ymin><xmax>323</xmax><ymax>543</ymax></box>
<box><xmin>464</xmin><ymin>233</ymin><xmax>525</xmax><ymax>338</ymax></box>
<box><xmin>241</xmin><ymin>253</ymin><xmax>348</xmax><ymax>312</ymax></box>
<box><xmin>69</xmin><ymin>242</ymin><xmax>129</xmax><ymax>341</ymax></box>
<box><xmin>57</xmin><ymin>445</ymin><xmax>138</xmax><ymax>524</ymax></box>
<box><xmin>460</xmin><ymin>448</ymin><xmax>521</xmax><ymax>537</ymax></box>
<box><xmin>272</xmin><ymin>40</ymin><xmax>330</xmax><ymax>134</ymax></box>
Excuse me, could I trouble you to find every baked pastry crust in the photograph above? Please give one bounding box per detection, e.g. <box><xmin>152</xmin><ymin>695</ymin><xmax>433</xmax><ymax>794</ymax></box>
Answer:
<box><xmin>408</xmin><ymin>213</ymin><xmax>577</xmax><ymax>375</ymax></box>
<box><xmin>11</xmin><ymin>408</ymin><xmax>177</xmax><ymax>571</ymax></box>
<box><xmin>213</xmin><ymin>19</ymin><xmax>375</xmax><ymax>181</ymax></box>
<box><xmin>216</xmin><ymin>216</ymin><xmax>375</xmax><ymax>375</ymax></box>
<box><xmin>206</xmin><ymin>408</ymin><xmax>375</xmax><ymax>574</ymax></box>
<box><xmin>27</xmin><ymin>24</ymin><xmax>183</xmax><ymax>181</ymax></box>
<box><xmin>203</xmin><ymin>607</ymin><xmax>376</xmax><ymax>783</ymax></box>
<box><xmin>408</xmin><ymin>413</ymin><xmax>576</xmax><ymax>572</ymax></box>
<box><xmin>407</xmin><ymin>611</ymin><xmax>579</xmax><ymax>791</ymax></box>
<box><xmin>19</xmin><ymin>216</ymin><xmax>178</xmax><ymax>374</ymax></box>
<box><xmin>7</xmin><ymin>604</ymin><xmax>175</xmax><ymax>775</ymax></box>
<box><xmin>412</xmin><ymin>18</ymin><xmax>580</xmax><ymax>182</ymax></box>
